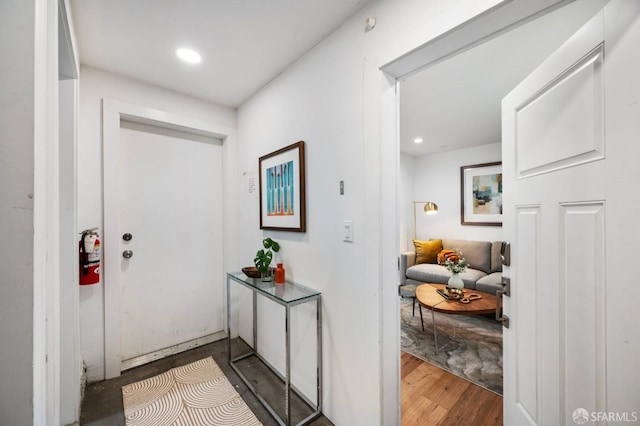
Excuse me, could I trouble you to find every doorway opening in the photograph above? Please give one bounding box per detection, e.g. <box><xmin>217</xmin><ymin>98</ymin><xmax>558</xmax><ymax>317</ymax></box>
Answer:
<box><xmin>386</xmin><ymin>0</ymin><xmax>606</xmax><ymax>422</ymax></box>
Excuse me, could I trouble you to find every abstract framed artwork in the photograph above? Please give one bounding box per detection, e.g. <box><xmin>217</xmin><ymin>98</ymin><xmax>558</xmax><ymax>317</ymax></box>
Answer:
<box><xmin>460</xmin><ymin>161</ymin><xmax>502</xmax><ymax>226</ymax></box>
<box><xmin>259</xmin><ymin>141</ymin><xmax>306</xmax><ymax>232</ymax></box>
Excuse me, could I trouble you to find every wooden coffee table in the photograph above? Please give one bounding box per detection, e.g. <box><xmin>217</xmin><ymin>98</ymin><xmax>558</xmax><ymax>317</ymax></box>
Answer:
<box><xmin>415</xmin><ymin>283</ymin><xmax>498</xmax><ymax>351</ymax></box>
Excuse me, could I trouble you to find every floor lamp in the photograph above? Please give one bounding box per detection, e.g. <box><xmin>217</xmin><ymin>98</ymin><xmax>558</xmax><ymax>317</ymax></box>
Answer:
<box><xmin>412</xmin><ymin>201</ymin><xmax>438</xmax><ymax>240</ymax></box>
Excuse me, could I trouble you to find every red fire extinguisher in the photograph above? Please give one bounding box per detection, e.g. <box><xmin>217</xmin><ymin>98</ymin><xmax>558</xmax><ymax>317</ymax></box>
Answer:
<box><xmin>79</xmin><ymin>228</ymin><xmax>101</xmax><ymax>285</ymax></box>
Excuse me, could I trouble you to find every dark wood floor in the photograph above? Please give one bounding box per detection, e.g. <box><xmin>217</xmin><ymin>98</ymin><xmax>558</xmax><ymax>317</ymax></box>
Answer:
<box><xmin>80</xmin><ymin>340</ymin><xmax>502</xmax><ymax>425</ymax></box>
<box><xmin>401</xmin><ymin>351</ymin><xmax>503</xmax><ymax>426</ymax></box>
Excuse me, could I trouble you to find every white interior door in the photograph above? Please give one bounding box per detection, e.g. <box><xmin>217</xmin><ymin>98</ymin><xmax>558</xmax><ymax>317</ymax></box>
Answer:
<box><xmin>502</xmin><ymin>1</ymin><xmax>640</xmax><ymax>424</ymax></box>
<box><xmin>118</xmin><ymin>120</ymin><xmax>224</xmax><ymax>366</ymax></box>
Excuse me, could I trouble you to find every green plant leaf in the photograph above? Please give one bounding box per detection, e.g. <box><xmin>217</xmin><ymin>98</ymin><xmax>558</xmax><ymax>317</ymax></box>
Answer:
<box><xmin>254</xmin><ymin>238</ymin><xmax>280</xmax><ymax>272</ymax></box>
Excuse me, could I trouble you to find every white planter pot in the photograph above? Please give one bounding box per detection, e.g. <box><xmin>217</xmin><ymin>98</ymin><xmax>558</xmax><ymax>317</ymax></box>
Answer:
<box><xmin>448</xmin><ymin>273</ymin><xmax>464</xmax><ymax>289</ymax></box>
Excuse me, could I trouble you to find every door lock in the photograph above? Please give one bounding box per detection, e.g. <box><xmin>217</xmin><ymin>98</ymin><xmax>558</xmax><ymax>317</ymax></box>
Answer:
<box><xmin>496</xmin><ymin>278</ymin><xmax>511</xmax><ymax>328</ymax></box>
<box><xmin>122</xmin><ymin>233</ymin><xmax>133</xmax><ymax>241</ymax></box>
<box><xmin>122</xmin><ymin>250</ymin><xmax>133</xmax><ymax>259</ymax></box>
<box><xmin>501</xmin><ymin>241</ymin><xmax>511</xmax><ymax>266</ymax></box>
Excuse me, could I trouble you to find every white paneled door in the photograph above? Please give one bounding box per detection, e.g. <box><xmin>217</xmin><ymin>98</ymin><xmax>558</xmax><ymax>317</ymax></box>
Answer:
<box><xmin>118</xmin><ymin>121</ymin><xmax>224</xmax><ymax>365</ymax></box>
<box><xmin>502</xmin><ymin>1</ymin><xmax>640</xmax><ymax>424</ymax></box>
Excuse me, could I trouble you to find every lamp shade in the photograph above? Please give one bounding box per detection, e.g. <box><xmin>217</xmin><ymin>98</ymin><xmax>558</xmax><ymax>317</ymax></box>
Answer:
<box><xmin>423</xmin><ymin>202</ymin><xmax>438</xmax><ymax>214</ymax></box>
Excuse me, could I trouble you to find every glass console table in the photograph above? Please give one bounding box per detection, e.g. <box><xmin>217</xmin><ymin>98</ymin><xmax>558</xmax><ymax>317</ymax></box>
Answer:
<box><xmin>226</xmin><ymin>272</ymin><xmax>322</xmax><ymax>426</ymax></box>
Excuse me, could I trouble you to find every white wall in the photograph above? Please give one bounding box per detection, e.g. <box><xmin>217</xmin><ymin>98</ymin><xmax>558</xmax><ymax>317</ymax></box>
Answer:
<box><xmin>78</xmin><ymin>66</ymin><xmax>236</xmax><ymax>381</ymax></box>
<box><xmin>399</xmin><ymin>153</ymin><xmax>415</xmax><ymax>251</ymax></box>
<box><xmin>237</xmin><ymin>14</ymin><xmax>369</xmax><ymax>419</ymax></box>
<box><xmin>59</xmin><ymin>78</ymin><xmax>80</xmax><ymax>426</ymax></box>
<box><xmin>402</xmin><ymin>143</ymin><xmax>504</xmax><ymax>249</ymax></box>
<box><xmin>0</xmin><ymin>1</ymin><xmax>37</xmax><ymax>422</ymax></box>
<box><xmin>1</xmin><ymin>0</ymin><xmax>61</xmax><ymax>423</ymax></box>
<box><xmin>236</xmin><ymin>0</ymin><xmax>505</xmax><ymax>424</ymax></box>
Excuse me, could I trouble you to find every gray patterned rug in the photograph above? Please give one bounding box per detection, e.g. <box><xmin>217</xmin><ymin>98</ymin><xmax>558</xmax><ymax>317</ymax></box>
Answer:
<box><xmin>400</xmin><ymin>297</ymin><xmax>503</xmax><ymax>395</ymax></box>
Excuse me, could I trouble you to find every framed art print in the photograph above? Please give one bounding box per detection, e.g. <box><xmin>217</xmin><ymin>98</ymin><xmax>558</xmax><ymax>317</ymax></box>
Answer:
<box><xmin>461</xmin><ymin>161</ymin><xmax>502</xmax><ymax>226</ymax></box>
<box><xmin>259</xmin><ymin>141</ymin><xmax>306</xmax><ymax>232</ymax></box>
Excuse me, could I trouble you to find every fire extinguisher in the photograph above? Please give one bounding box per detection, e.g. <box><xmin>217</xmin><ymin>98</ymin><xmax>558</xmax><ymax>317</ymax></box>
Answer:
<box><xmin>79</xmin><ymin>228</ymin><xmax>101</xmax><ymax>285</ymax></box>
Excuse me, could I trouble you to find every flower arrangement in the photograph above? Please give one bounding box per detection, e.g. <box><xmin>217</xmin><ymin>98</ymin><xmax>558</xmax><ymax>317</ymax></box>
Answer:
<box><xmin>444</xmin><ymin>250</ymin><xmax>468</xmax><ymax>274</ymax></box>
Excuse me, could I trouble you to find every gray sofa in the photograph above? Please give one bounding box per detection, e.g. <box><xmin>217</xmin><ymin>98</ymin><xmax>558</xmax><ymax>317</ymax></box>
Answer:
<box><xmin>400</xmin><ymin>238</ymin><xmax>503</xmax><ymax>295</ymax></box>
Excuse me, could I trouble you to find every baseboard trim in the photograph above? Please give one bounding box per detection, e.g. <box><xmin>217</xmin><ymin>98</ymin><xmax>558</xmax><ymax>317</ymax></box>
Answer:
<box><xmin>121</xmin><ymin>331</ymin><xmax>227</xmax><ymax>371</ymax></box>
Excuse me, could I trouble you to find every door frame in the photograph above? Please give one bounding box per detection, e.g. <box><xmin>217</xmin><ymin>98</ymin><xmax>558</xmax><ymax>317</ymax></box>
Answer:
<box><xmin>378</xmin><ymin>0</ymin><xmax>593</xmax><ymax>422</ymax></box>
<box><xmin>102</xmin><ymin>99</ymin><xmax>237</xmax><ymax>379</ymax></box>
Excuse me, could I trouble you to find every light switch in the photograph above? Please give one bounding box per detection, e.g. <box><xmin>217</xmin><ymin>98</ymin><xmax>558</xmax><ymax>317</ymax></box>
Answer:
<box><xmin>343</xmin><ymin>220</ymin><xmax>353</xmax><ymax>242</ymax></box>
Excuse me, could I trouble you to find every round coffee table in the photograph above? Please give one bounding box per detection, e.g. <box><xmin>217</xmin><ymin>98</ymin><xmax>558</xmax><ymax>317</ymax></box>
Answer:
<box><xmin>415</xmin><ymin>283</ymin><xmax>498</xmax><ymax>351</ymax></box>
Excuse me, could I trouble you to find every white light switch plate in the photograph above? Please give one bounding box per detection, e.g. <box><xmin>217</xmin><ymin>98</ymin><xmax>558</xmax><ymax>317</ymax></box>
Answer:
<box><xmin>343</xmin><ymin>220</ymin><xmax>353</xmax><ymax>242</ymax></box>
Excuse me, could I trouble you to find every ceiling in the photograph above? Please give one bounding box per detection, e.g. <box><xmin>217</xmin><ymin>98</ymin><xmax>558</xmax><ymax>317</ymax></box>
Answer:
<box><xmin>399</xmin><ymin>0</ymin><xmax>605</xmax><ymax>157</ymax></box>
<box><xmin>70</xmin><ymin>0</ymin><xmax>604</xmax><ymax>156</ymax></box>
<box><xmin>70</xmin><ymin>0</ymin><xmax>371</xmax><ymax>108</ymax></box>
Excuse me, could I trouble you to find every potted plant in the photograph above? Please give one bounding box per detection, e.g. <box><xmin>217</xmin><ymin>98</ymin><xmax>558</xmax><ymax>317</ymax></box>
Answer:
<box><xmin>254</xmin><ymin>237</ymin><xmax>280</xmax><ymax>281</ymax></box>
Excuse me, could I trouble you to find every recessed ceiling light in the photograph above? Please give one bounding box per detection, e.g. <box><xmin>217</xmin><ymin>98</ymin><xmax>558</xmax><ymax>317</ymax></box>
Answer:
<box><xmin>414</xmin><ymin>137</ymin><xmax>423</xmax><ymax>144</ymax></box>
<box><xmin>176</xmin><ymin>48</ymin><xmax>202</xmax><ymax>64</ymax></box>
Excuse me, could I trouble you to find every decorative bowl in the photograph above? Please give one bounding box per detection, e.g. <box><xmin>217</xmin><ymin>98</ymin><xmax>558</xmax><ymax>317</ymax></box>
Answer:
<box><xmin>241</xmin><ymin>266</ymin><xmax>262</xmax><ymax>278</ymax></box>
<box><xmin>444</xmin><ymin>287</ymin><xmax>464</xmax><ymax>300</ymax></box>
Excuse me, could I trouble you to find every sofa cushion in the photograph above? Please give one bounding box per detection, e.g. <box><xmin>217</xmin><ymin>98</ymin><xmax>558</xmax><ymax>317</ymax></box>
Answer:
<box><xmin>491</xmin><ymin>241</ymin><xmax>503</xmax><ymax>273</ymax></box>
<box><xmin>406</xmin><ymin>264</ymin><xmax>486</xmax><ymax>289</ymax></box>
<box><xmin>442</xmin><ymin>239</ymin><xmax>492</xmax><ymax>274</ymax></box>
<box><xmin>413</xmin><ymin>239</ymin><xmax>442</xmax><ymax>264</ymax></box>
<box><xmin>476</xmin><ymin>272</ymin><xmax>503</xmax><ymax>295</ymax></box>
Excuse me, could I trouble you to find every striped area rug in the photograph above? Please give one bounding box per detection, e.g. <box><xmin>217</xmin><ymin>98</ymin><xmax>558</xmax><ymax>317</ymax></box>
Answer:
<box><xmin>122</xmin><ymin>356</ymin><xmax>262</xmax><ymax>426</ymax></box>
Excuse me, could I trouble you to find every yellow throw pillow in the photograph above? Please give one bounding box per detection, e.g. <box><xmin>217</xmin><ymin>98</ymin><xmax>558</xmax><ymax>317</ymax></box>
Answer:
<box><xmin>413</xmin><ymin>239</ymin><xmax>443</xmax><ymax>264</ymax></box>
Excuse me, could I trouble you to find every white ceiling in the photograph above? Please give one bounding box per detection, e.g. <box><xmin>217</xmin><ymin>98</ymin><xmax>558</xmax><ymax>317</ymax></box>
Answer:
<box><xmin>70</xmin><ymin>0</ymin><xmax>371</xmax><ymax>107</ymax></box>
<box><xmin>70</xmin><ymin>0</ymin><xmax>604</xmax><ymax>155</ymax></box>
<box><xmin>399</xmin><ymin>0</ymin><xmax>606</xmax><ymax>157</ymax></box>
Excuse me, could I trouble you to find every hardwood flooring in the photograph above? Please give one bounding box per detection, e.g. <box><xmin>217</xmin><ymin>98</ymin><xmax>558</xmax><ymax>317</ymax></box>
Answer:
<box><xmin>401</xmin><ymin>351</ymin><xmax>503</xmax><ymax>426</ymax></box>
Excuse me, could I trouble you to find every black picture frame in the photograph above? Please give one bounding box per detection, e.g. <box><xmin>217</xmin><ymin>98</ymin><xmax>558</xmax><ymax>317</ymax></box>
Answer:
<box><xmin>259</xmin><ymin>141</ymin><xmax>306</xmax><ymax>232</ymax></box>
<box><xmin>460</xmin><ymin>161</ymin><xmax>502</xmax><ymax>226</ymax></box>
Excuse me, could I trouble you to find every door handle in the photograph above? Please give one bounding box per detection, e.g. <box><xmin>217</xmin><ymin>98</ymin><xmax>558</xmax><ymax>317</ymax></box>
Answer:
<box><xmin>496</xmin><ymin>277</ymin><xmax>510</xmax><ymax>328</ymax></box>
<box><xmin>122</xmin><ymin>250</ymin><xmax>133</xmax><ymax>259</ymax></box>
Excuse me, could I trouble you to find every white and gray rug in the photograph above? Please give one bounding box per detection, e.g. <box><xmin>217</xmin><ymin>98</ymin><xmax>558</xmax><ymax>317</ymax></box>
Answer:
<box><xmin>400</xmin><ymin>297</ymin><xmax>503</xmax><ymax>395</ymax></box>
<box><xmin>122</xmin><ymin>356</ymin><xmax>262</xmax><ymax>426</ymax></box>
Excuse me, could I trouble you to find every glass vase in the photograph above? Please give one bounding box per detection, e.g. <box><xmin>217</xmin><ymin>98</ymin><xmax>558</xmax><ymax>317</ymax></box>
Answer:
<box><xmin>275</xmin><ymin>263</ymin><xmax>285</xmax><ymax>284</ymax></box>
<box><xmin>261</xmin><ymin>268</ymin><xmax>273</xmax><ymax>282</ymax></box>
